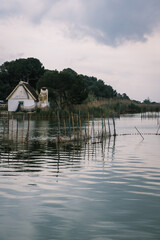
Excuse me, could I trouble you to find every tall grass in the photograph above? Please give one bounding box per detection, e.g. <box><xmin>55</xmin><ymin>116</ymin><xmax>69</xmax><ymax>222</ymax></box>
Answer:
<box><xmin>2</xmin><ymin>99</ymin><xmax>160</xmax><ymax>120</ymax></box>
<box><xmin>34</xmin><ymin>99</ymin><xmax>160</xmax><ymax>119</ymax></box>
<box><xmin>72</xmin><ymin>99</ymin><xmax>160</xmax><ymax>117</ymax></box>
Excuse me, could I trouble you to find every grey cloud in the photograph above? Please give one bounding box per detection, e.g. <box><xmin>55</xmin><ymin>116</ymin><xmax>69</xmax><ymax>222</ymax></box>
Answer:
<box><xmin>72</xmin><ymin>0</ymin><xmax>160</xmax><ymax>45</ymax></box>
<box><xmin>47</xmin><ymin>0</ymin><xmax>160</xmax><ymax>46</ymax></box>
<box><xmin>0</xmin><ymin>0</ymin><xmax>58</xmax><ymax>21</ymax></box>
<box><xmin>31</xmin><ymin>0</ymin><xmax>60</xmax><ymax>24</ymax></box>
<box><xmin>0</xmin><ymin>0</ymin><xmax>20</xmax><ymax>18</ymax></box>
<box><xmin>1</xmin><ymin>0</ymin><xmax>160</xmax><ymax>46</ymax></box>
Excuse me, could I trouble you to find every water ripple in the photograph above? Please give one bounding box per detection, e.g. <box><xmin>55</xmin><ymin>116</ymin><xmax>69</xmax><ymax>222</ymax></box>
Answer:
<box><xmin>1</xmin><ymin>116</ymin><xmax>160</xmax><ymax>239</ymax></box>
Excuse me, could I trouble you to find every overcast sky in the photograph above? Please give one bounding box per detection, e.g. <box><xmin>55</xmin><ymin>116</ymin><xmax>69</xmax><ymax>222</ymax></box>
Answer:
<box><xmin>0</xmin><ymin>0</ymin><xmax>160</xmax><ymax>102</ymax></box>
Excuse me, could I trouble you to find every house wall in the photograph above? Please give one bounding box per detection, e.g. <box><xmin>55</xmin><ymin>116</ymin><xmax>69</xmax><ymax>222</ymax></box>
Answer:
<box><xmin>8</xmin><ymin>99</ymin><xmax>35</xmax><ymax>111</ymax></box>
<box><xmin>8</xmin><ymin>85</ymin><xmax>35</xmax><ymax>112</ymax></box>
<box><xmin>11</xmin><ymin>86</ymin><xmax>32</xmax><ymax>100</ymax></box>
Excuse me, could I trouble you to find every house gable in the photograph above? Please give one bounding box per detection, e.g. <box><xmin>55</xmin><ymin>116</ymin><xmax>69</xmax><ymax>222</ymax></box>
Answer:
<box><xmin>6</xmin><ymin>81</ymin><xmax>38</xmax><ymax>101</ymax></box>
<box><xmin>9</xmin><ymin>85</ymin><xmax>31</xmax><ymax>99</ymax></box>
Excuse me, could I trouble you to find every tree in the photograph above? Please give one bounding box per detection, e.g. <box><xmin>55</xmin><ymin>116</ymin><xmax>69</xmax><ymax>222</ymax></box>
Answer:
<box><xmin>122</xmin><ymin>93</ymin><xmax>130</xmax><ymax>100</ymax></box>
<box><xmin>0</xmin><ymin>57</ymin><xmax>130</xmax><ymax>105</ymax></box>
<box><xmin>67</xmin><ymin>75</ymin><xmax>88</xmax><ymax>104</ymax></box>
<box><xmin>36</xmin><ymin>70</ymin><xmax>60</xmax><ymax>107</ymax></box>
<box><xmin>24</xmin><ymin>58</ymin><xmax>45</xmax><ymax>88</ymax></box>
<box><xmin>37</xmin><ymin>69</ymin><xmax>88</xmax><ymax>109</ymax></box>
<box><xmin>0</xmin><ymin>57</ymin><xmax>44</xmax><ymax>99</ymax></box>
<box><xmin>143</xmin><ymin>98</ymin><xmax>151</xmax><ymax>104</ymax></box>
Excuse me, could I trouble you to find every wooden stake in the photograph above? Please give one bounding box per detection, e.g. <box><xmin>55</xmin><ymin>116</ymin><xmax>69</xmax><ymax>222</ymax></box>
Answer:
<box><xmin>76</xmin><ymin>114</ymin><xmax>79</xmax><ymax>139</ymax></box>
<box><xmin>11</xmin><ymin>115</ymin><xmax>14</xmax><ymax>140</ymax></box>
<box><xmin>108</xmin><ymin>118</ymin><xmax>111</xmax><ymax>137</ymax></box>
<box><xmin>7</xmin><ymin>112</ymin><xmax>9</xmax><ymax>134</ymax></box>
<box><xmin>101</xmin><ymin>118</ymin><xmax>104</xmax><ymax>139</ymax></box>
<box><xmin>25</xmin><ymin>113</ymin><xmax>30</xmax><ymax>143</ymax></box>
<box><xmin>156</xmin><ymin>125</ymin><xmax>160</xmax><ymax>135</ymax></box>
<box><xmin>16</xmin><ymin>119</ymin><xmax>18</xmax><ymax>142</ymax></box>
<box><xmin>112</xmin><ymin>115</ymin><xmax>116</xmax><ymax>136</ymax></box>
<box><xmin>92</xmin><ymin>116</ymin><xmax>95</xmax><ymax>139</ymax></box>
<box><xmin>71</xmin><ymin>113</ymin><xmax>75</xmax><ymax>139</ymax></box>
<box><xmin>88</xmin><ymin>112</ymin><xmax>90</xmax><ymax>138</ymax></box>
<box><xmin>135</xmin><ymin>126</ymin><xmax>144</xmax><ymax>140</ymax></box>
<box><xmin>69</xmin><ymin>114</ymin><xmax>71</xmax><ymax>139</ymax></box>
<box><xmin>57</xmin><ymin>111</ymin><xmax>60</xmax><ymax>135</ymax></box>
<box><xmin>98</xmin><ymin>120</ymin><xmax>99</xmax><ymax>138</ymax></box>
<box><xmin>64</xmin><ymin>119</ymin><xmax>66</xmax><ymax>136</ymax></box>
<box><xmin>104</xmin><ymin>117</ymin><xmax>107</xmax><ymax>137</ymax></box>
<box><xmin>79</xmin><ymin>111</ymin><xmax>82</xmax><ymax>138</ymax></box>
<box><xmin>22</xmin><ymin>114</ymin><xmax>24</xmax><ymax>142</ymax></box>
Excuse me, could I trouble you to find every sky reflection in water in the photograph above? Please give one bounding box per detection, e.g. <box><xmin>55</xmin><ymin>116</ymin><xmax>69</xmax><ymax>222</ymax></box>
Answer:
<box><xmin>0</xmin><ymin>114</ymin><xmax>160</xmax><ymax>240</ymax></box>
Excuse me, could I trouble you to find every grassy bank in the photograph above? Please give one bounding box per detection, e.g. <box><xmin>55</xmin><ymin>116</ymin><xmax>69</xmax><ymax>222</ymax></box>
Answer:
<box><xmin>72</xmin><ymin>99</ymin><xmax>160</xmax><ymax>117</ymax></box>
<box><xmin>33</xmin><ymin>99</ymin><xmax>160</xmax><ymax>119</ymax></box>
<box><xmin>1</xmin><ymin>99</ymin><xmax>160</xmax><ymax>119</ymax></box>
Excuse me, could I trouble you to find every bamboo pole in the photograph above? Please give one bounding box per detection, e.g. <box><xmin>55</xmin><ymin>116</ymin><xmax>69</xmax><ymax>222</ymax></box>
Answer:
<box><xmin>88</xmin><ymin>112</ymin><xmax>90</xmax><ymax>138</ymax></box>
<box><xmin>112</xmin><ymin>115</ymin><xmax>116</xmax><ymax>136</ymax></box>
<box><xmin>69</xmin><ymin>114</ymin><xmax>71</xmax><ymax>139</ymax></box>
<box><xmin>22</xmin><ymin>114</ymin><xmax>24</xmax><ymax>142</ymax></box>
<box><xmin>98</xmin><ymin>120</ymin><xmax>100</xmax><ymax>139</ymax></box>
<box><xmin>156</xmin><ymin>125</ymin><xmax>160</xmax><ymax>135</ymax></box>
<box><xmin>11</xmin><ymin>115</ymin><xmax>14</xmax><ymax>140</ymax></box>
<box><xmin>64</xmin><ymin>119</ymin><xmax>66</xmax><ymax>137</ymax></box>
<box><xmin>57</xmin><ymin>111</ymin><xmax>61</xmax><ymax>135</ymax></box>
<box><xmin>25</xmin><ymin>113</ymin><xmax>30</xmax><ymax>144</ymax></box>
<box><xmin>7</xmin><ymin>112</ymin><xmax>9</xmax><ymax>134</ymax></box>
<box><xmin>104</xmin><ymin>117</ymin><xmax>107</xmax><ymax>137</ymax></box>
<box><xmin>3</xmin><ymin>119</ymin><xmax>6</xmax><ymax>136</ymax></box>
<box><xmin>56</xmin><ymin>111</ymin><xmax>61</xmax><ymax>142</ymax></box>
<box><xmin>71</xmin><ymin>113</ymin><xmax>75</xmax><ymax>139</ymax></box>
<box><xmin>101</xmin><ymin>118</ymin><xmax>104</xmax><ymax>139</ymax></box>
<box><xmin>28</xmin><ymin>114</ymin><xmax>30</xmax><ymax>132</ymax></box>
<box><xmin>76</xmin><ymin>114</ymin><xmax>79</xmax><ymax>139</ymax></box>
<box><xmin>108</xmin><ymin>118</ymin><xmax>111</xmax><ymax>137</ymax></box>
<box><xmin>135</xmin><ymin>126</ymin><xmax>144</xmax><ymax>140</ymax></box>
<box><xmin>79</xmin><ymin>111</ymin><xmax>82</xmax><ymax>138</ymax></box>
<box><xmin>84</xmin><ymin>121</ymin><xmax>87</xmax><ymax>139</ymax></box>
<box><xmin>92</xmin><ymin>115</ymin><xmax>95</xmax><ymax>139</ymax></box>
<box><xmin>16</xmin><ymin>119</ymin><xmax>18</xmax><ymax>142</ymax></box>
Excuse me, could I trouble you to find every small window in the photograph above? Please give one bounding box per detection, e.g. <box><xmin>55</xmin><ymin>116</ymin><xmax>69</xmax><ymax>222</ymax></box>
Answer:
<box><xmin>19</xmin><ymin>101</ymin><xmax>24</xmax><ymax>105</ymax></box>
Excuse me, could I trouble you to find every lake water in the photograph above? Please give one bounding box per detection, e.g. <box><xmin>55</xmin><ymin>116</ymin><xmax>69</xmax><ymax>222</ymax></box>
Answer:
<box><xmin>0</xmin><ymin>114</ymin><xmax>160</xmax><ymax>240</ymax></box>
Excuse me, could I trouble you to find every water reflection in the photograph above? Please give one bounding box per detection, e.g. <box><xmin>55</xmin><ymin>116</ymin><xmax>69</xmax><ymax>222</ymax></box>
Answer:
<box><xmin>0</xmin><ymin>135</ymin><xmax>117</xmax><ymax>178</ymax></box>
<box><xmin>0</xmin><ymin>115</ymin><xmax>160</xmax><ymax>240</ymax></box>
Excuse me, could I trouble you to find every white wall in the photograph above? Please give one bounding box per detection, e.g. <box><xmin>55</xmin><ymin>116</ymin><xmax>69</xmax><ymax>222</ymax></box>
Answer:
<box><xmin>11</xmin><ymin>85</ymin><xmax>32</xmax><ymax>100</ymax></box>
<box><xmin>8</xmin><ymin>85</ymin><xmax>35</xmax><ymax>111</ymax></box>
<box><xmin>8</xmin><ymin>99</ymin><xmax>35</xmax><ymax>111</ymax></box>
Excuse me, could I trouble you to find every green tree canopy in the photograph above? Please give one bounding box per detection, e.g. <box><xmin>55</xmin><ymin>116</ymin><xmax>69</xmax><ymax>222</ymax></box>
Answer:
<box><xmin>0</xmin><ymin>57</ymin><xmax>44</xmax><ymax>99</ymax></box>
<box><xmin>37</xmin><ymin>69</ymin><xmax>88</xmax><ymax>109</ymax></box>
<box><xmin>0</xmin><ymin>57</ymin><xmax>129</xmax><ymax>106</ymax></box>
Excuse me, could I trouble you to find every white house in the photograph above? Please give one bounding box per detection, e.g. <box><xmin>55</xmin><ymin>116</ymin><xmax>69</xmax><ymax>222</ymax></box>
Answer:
<box><xmin>6</xmin><ymin>81</ymin><xmax>38</xmax><ymax>112</ymax></box>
